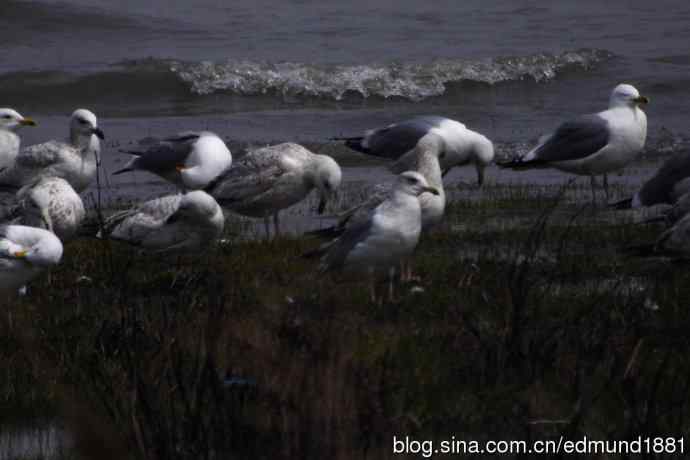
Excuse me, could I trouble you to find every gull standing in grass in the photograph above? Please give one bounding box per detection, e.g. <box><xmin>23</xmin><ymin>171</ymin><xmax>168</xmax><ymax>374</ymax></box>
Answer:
<box><xmin>206</xmin><ymin>142</ymin><xmax>342</xmax><ymax>238</ymax></box>
<box><xmin>498</xmin><ymin>84</ymin><xmax>648</xmax><ymax>202</ymax></box>
<box><xmin>113</xmin><ymin>131</ymin><xmax>232</xmax><ymax>190</ymax></box>
<box><xmin>613</xmin><ymin>150</ymin><xmax>690</xmax><ymax>209</ymax></box>
<box><xmin>305</xmin><ymin>171</ymin><xmax>439</xmax><ymax>302</ymax></box>
<box><xmin>0</xmin><ymin>109</ymin><xmax>104</xmax><ymax>192</ymax></box>
<box><xmin>0</xmin><ymin>108</ymin><xmax>36</xmax><ymax>170</ymax></box>
<box><xmin>0</xmin><ymin>176</ymin><xmax>85</xmax><ymax>242</ymax></box>
<box><xmin>0</xmin><ymin>224</ymin><xmax>63</xmax><ymax>293</ymax></box>
<box><xmin>333</xmin><ymin>115</ymin><xmax>494</xmax><ymax>186</ymax></box>
<box><xmin>98</xmin><ymin>190</ymin><xmax>224</xmax><ymax>253</ymax></box>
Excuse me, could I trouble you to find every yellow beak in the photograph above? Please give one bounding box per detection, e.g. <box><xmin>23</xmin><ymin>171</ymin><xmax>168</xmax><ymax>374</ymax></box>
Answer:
<box><xmin>14</xmin><ymin>250</ymin><xmax>28</xmax><ymax>258</ymax></box>
<box><xmin>20</xmin><ymin>118</ymin><xmax>36</xmax><ymax>126</ymax></box>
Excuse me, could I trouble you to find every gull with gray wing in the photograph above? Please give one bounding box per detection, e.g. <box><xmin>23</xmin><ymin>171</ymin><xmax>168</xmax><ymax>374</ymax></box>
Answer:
<box><xmin>114</xmin><ymin>131</ymin><xmax>232</xmax><ymax>190</ymax></box>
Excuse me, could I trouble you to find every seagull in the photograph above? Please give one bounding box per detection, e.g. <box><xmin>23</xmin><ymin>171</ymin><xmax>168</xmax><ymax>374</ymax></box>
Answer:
<box><xmin>333</xmin><ymin>115</ymin><xmax>494</xmax><ymax>186</ymax></box>
<box><xmin>613</xmin><ymin>150</ymin><xmax>690</xmax><ymax>209</ymax></box>
<box><xmin>0</xmin><ymin>176</ymin><xmax>85</xmax><ymax>242</ymax></box>
<box><xmin>304</xmin><ymin>171</ymin><xmax>439</xmax><ymax>301</ymax></box>
<box><xmin>206</xmin><ymin>142</ymin><xmax>342</xmax><ymax>238</ymax></box>
<box><xmin>0</xmin><ymin>224</ymin><xmax>63</xmax><ymax>293</ymax></box>
<box><xmin>99</xmin><ymin>190</ymin><xmax>224</xmax><ymax>253</ymax></box>
<box><xmin>311</xmin><ymin>134</ymin><xmax>446</xmax><ymax>239</ymax></box>
<box><xmin>113</xmin><ymin>131</ymin><xmax>232</xmax><ymax>190</ymax></box>
<box><xmin>0</xmin><ymin>109</ymin><xmax>104</xmax><ymax>193</ymax></box>
<box><xmin>498</xmin><ymin>83</ymin><xmax>648</xmax><ymax>202</ymax></box>
<box><xmin>0</xmin><ymin>108</ymin><xmax>36</xmax><ymax>170</ymax></box>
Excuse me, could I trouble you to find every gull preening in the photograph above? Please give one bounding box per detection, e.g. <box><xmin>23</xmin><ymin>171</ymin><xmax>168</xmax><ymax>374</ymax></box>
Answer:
<box><xmin>0</xmin><ymin>109</ymin><xmax>104</xmax><ymax>193</ymax></box>
<box><xmin>0</xmin><ymin>224</ymin><xmax>63</xmax><ymax>293</ymax></box>
<box><xmin>0</xmin><ymin>176</ymin><xmax>85</xmax><ymax>242</ymax></box>
<box><xmin>99</xmin><ymin>190</ymin><xmax>224</xmax><ymax>253</ymax></box>
<box><xmin>499</xmin><ymin>84</ymin><xmax>649</xmax><ymax>200</ymax></box>
<box><xmin>206</xmin><ymin>142</ymin><xmax>342</xmax><ymax>237</ymax></box>
<box><xmin>0</xmin><ymin>108</ymin><xmax>36</xmax><ymax>171</ymax></box>
<box><xmin>305</xmin><ymin>171</ymin><xmax>439</xmax><ymax>300</ymax></box>
<box><xmin>334</xmin><ymin>115</ymin><xmax>494</xmax><ymax>186</ymax></box>
<box><xmin>114</xmin><ymin>131</ymin><xmax>232</xmax><ymax>190</ymax></box>
<box><xmin>614</xmin><ymin>150</ymin><xmax>690</xmax><ymax>209</ymax></box>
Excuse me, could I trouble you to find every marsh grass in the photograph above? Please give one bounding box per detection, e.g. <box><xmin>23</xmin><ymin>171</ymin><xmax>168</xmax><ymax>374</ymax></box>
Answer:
<box><xmin>2</xmin><ymin>182</ymin><xmax>690</xmax><ymax>460</ymax></box>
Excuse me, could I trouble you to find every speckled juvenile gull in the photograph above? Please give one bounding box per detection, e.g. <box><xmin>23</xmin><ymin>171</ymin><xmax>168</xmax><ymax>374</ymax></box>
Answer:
<box><xmin>0</xmin><ymin>109</ymin><xmax>103</xmax><ymax>192</ymax></box>
<box><xmin>334</xmin><ymin>115</ymin><xmax>494</xmax><ymax>186</ymax></box>
<box><xmin>0</xmin><ymin>176</ymin><xmax>85</xmax><ymax>241</ymax></box>
<box><xmin>0</xmin><ymin>108</ymin><xmax>36</xmax><ymax>171</ymax></box>
<box><xmin>114</xmin><ymin>131</ymin><xmax>232</xmax><ymax>190</ymax></box>
<box><xmin>312</xmin><ymin>135</ymin><xmax>446</xmax><ymax>239</ymax></box>
<box><xmin>206</xmin><ymin>142</ymin><xmax>342</xmax><ymax>237</ymax></box>
<box><xmin>0</xmin><ymin>224</ymin><xmax>63</xmax><ymax>293</ymax></box>
<box><xmin>614</xmin><ymin>150</ymin><xmax>690</xmax><ymax>209</ymax></box>
<box><xmin>307</xmin><ymin>171</ymin><xmax>439</xmax><ymax>279</ymax></box>
<box><xmin>499</xmin><ymin>84</ymin><xmax>648</xmax><ymax>200</ymax></box>
<box><xmin>99</xmin><ymin>190</ymin><xmax>224</xmax><ymax>253</ymax></box>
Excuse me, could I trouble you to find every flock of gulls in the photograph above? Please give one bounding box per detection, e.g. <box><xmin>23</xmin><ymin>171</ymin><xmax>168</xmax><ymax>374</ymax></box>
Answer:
<box><xmin>0</xmin><ymin>82</ymin><xmax>685</xmax><ymax>301</ymax></box>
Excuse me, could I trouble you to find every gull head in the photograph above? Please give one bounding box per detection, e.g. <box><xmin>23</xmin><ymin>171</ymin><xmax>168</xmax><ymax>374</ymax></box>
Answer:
<box><xmin>0</xmin><ymin>108</ymin><xmax>36</xmax><ymax>131</ymax></box>
<box><xmin>610</xmin><ymin>84</ymin><xmax>649</xmax><ymax>109</ymax></box>
<box><xmin>12</xmin><ymin>228</ymin><xmax>63</xmax><ymax>268</ymax></box>
<box><xmin>183</xmin><ymin>132</ymin><xmax>233</xmax><ymax>189</ymax></box>
<box><xmin>397</xmin><ymin>171</ymin><xmax>440</xmax><ymax>197</ymax></box>
<box><xmin>173</xmin><ymin>190</ymin><xmax>222</xmax><ymax>222</ymax></box>
<box><xmin>70</xmin><ymin>109</ymin><xmax>105</xmax><ymax>141</ymax></box>
<box><xmin>313</xmin><ymin>155</ymin><xmax>342</xmax><ymax>214</ymax></box>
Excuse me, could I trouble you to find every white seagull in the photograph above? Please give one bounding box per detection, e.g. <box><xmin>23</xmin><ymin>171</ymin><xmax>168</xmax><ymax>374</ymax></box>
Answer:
<box><xmin>334</xmin><ymin>115</ymin><xmax>494</xmax><ymax>186</ymax></box>
<box><xmin>99</xmin><ymin>190</ymin><xmax>224</xmax><ymax>253</ymax></box>
<box><xmin>206</xmin><ymin>142</ymin><xmax>342</xmax><ymax>238</ymax></box>
<box><xmin>114</xmin><ymin>131</ymin><xmax>232</xmax><ymax>190</ymax></box>
<box><xmin>0</xmin><ymin>225</ymin><xmax>63</xmax><ymax>293</ymax></box>
<box><xmin>304</xmin><ymin>171</ymin><xmax>439</xmax><ymax>301</ymax></box>
<box><xmin>0</xmin><ymin>109</ymin><xmax>104</xmax><ymax>192</ymax></box>
<box><xmin>0</xmin><ymin>108</ymin><xmax>36</xmax><ymax>171</ymax></box>
<box><xmin>0</xmin><ymin>176</ymin><xmax>85</xmax><ymax>242</ymax></box>
<box><xmin>614</xmin><ymin>150</ymin><xmax>690</xmax><ymax>209</ymax></box>
<box><xmin>499</xmin><ymin>83</ymin><xmax>648</xmax><ymax>200</ymax></box>
<box><xmin>312</xmin><ymin>134</ymin><xmax>446</xmax><ymax>239</ymax></box>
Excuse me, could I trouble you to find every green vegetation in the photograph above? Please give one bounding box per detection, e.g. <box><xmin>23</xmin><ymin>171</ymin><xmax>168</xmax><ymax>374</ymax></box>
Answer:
<box><xmin>2</xmin><ymin>180</ymin><xmax>689</xmax><ymax>460</ymax></box>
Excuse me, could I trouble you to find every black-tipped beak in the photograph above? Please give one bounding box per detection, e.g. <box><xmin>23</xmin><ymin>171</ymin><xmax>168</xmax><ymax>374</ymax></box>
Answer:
<box><xmin>20</xmin><ymin>118</ymin><xmax>36</xmax><ymax>127</ymax></box>
<box><xmin>634</xmin><ymin>95</ymin><xmax>649</xmax><ymax>105</ymax></box>
<box><xmin>92</xmin><ymin>127</ymin><xmax>105</xmax><ymax>140</ymax></box>
<box><xmin>423</xmin><ymin>186</ymin><xmax>440</xmax><ymax>196</ymax></box>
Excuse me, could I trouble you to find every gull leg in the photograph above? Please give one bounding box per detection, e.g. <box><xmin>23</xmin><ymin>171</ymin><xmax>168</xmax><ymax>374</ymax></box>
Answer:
<box><xmin>273</xmin><ymin>212</ymin><xmax>281</xmax><ymax>238</ymax></box>
<box><xmin>263</xmin><ymin>217</ymin><xmax>271</xmax><ymax>240</ymax></box>
<box><xmin>368</xmin><ymin>267</ymin><xmax>377</xmax><ymax>304</ymax></box>
<box><xmin>589</xmin><ymin>175</ymin><xmax>597</xmax><ymax>206</ymax></box>
<box><xmin>388</xmin><ymin>266</ymin><xmax>396</xmax><ymax>302</ymax></box>
<box><xmin>603</xmin><ymin>173</ymin><xmax>610</xmax><ymax>201</ymax></box>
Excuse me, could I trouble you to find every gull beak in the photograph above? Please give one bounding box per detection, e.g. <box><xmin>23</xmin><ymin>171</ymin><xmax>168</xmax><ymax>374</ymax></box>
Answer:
<box><xmin>634</xmin><ymin>95</ymin><xmax>649</xmax><ymax>105</ymax></box>
<box><xmin>19</xmin><ymin>118</ymin><xmax>36</xmax><ymax>127</ymax></box>
<box><xmin>13</xmin><ymin>250</ymin><xmax>28</xmax><ymax>258</ymax></box>
<box><xmin>423</xmin><ymin>186</ymin><xmax>440</xmax><ymax>196</ymax></box>
<box><xmin>175</xmin><ymin>165</ymin><xmax>187</xmax><ymax>172</ymax></box>
<box><xmin>91</xmin><ymin>127</ymin><xmax>105</xmax><ymax>140</ymax></box>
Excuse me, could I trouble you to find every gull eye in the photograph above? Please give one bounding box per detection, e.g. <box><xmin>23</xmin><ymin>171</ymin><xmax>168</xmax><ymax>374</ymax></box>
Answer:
<box><xmin>78</xmin><ymin>118</ymin><xmax>88</xmax><ymax>125</ymax></box>
<box><xmin>2</xmin><ymin>115</ymin><xmax>12</xmax><ymax>120</ymax></box>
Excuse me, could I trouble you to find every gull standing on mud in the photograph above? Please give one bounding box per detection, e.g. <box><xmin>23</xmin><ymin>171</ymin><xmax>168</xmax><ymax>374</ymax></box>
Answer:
<box><xmin>613</xmin><ymin>150</ymin><xmax>690</xmax><ymax>209</ymax></box>
<box><xmin>114</xmin><ymin>131</ymin><xmax>232</xmax><ymax>190</ymax></box>
<box><xmin>0</xmin><ymin>109</ymin><xmax>104</xmax><ymax>193</ymax></box>
<box><xmin>333</xmin><ymin>115</ymin><xmax>494</xmax><ymax>186</ymax></box>
<box><xmin>98</xmin><ymin>190</ymin><xmax>224</xmax><ymax>253</ymax></box>
<box><xmin>0</xmin><ymin>177</ymin><xmax>85</xmax><ymax>242</ymax></box>
<box><xmin>206</xmin><ymin>143</ymin><xmax>342</xmax><ymax>238</ymax></box>
<box><xmin>499</xmin><ymin>84</ymin><xmax>648</xmax><ymax>201</ymax></box>
<box><xmin>0</xmin><ymin>225</ymin><xmax>63</xmax><ymax>293</ymax></box>
<box><xmin>0</xmin><ymin>108</ymin><xmax>36</xmax><ymax>170</ymax></box>
<box><xmin>305</xmin><ymin>171</ymin><xmax>439</xmax><ymax>301</ymax></box>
